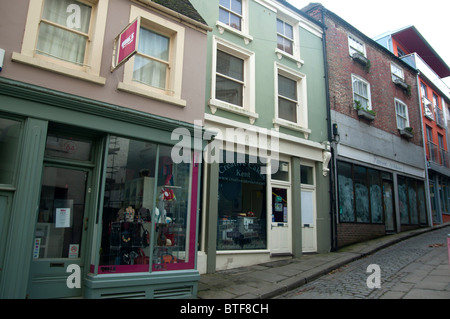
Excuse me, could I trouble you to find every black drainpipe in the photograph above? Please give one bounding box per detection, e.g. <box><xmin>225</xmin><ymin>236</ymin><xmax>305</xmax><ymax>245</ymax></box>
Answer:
<box><xmin>320</xmin><ymin>8</ymin><xmax>338</xmax><ymax>252</ymax></box>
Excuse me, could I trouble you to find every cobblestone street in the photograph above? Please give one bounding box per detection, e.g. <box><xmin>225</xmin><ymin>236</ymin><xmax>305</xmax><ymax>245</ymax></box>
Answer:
<box><xmin>277</xmin><ymin>226</ymin><xmax>450</xmax><ymax>299</ymax></box>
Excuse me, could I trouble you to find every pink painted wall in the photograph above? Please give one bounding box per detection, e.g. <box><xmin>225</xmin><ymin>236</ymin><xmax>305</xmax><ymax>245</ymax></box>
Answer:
<box><xmin>0</xmin><ymin>0</ymin><xmax>208</xmax><ymax>125</ymax></box>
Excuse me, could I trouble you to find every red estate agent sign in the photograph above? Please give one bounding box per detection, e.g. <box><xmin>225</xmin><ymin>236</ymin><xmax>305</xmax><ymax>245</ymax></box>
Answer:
<box><xmin>111</xmin><ymin>18</ymin><xmax>139</xmax><ymax>72</ymax></box>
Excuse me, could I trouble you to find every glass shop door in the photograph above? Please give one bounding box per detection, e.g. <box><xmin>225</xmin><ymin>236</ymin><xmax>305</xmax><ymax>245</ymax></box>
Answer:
<box><xmin>27</xmin><ymin>165</ymin><xmax>92</xmax><ymax>299</ymax></box>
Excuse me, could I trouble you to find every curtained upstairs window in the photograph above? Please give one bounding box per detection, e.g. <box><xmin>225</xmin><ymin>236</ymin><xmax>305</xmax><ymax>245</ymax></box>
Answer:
<box><xmin>133</xmin><ymin>27</ymin><xmax>170</xmax><ymax>90</ymax></box>
<box><xmin>36</xmin><ymin>0</ymin><xmax>92</xmax><ymax>66</ymax></box>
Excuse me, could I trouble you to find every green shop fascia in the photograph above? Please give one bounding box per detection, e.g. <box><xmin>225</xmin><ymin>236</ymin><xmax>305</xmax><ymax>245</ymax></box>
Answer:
<box><xmin>0</xmin><ymin>78</ymin><xmax>203</xmax><ymax>299</ymax></box>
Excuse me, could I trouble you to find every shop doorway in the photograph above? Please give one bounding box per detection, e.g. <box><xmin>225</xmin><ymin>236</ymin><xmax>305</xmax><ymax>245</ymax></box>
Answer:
<box><xmin>270</xmin><ymin>186</ymin><xmax>291</xmax><ymax>256</ymax></box>
<box><xmin>27</xmin><ymin>131</ymin><xmax>96</xmax><ymax>299</ymax></box>
<box><xmin>27</xmin><ymin>166</ymin><xmax>92</xmax><ymax>298</ymax></box>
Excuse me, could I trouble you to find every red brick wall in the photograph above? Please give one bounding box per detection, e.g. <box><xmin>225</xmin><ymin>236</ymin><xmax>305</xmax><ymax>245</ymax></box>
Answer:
<box><xmin>337</xmin><ymin>223</ymin><xmax>385</xmax><ymax>247</ymax></box>
<box><xmin>323</xmin><ymin>14</ymin><xmax>423</xmax><ymax>147</ymax></box>
<box><xmin>337</xmin><ymin>223</ymin><xmax>423</xmax><ymax>248</ymax></box>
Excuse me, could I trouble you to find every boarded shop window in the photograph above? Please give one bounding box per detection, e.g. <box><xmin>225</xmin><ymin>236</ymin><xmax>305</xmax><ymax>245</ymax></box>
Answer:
<box><xmin>337</xmin><ymin>161</ymin><xmax>354</xmax><ymax>222</ymax></box>
<box><xmin>368</xmin><ymin>169</ymin><xmax>383</xmax><ymax>223</ymax></box>
<box><xmin>418</xmin><ymin>182</ymin><xmax>427</xmax><ymax>224</ymax></box>
<box><xmin>354</xmin><ymin>165</ymin><xmax>369</xmax><ymax>223</ymax></box>
<box><xmin>337</xmin><ymin>161</ymin><xmax>390</xmax><ymax>225</ymax></box>
<box><xmin>408</xmin><ymin>179</ymin><xmax>418</xmax><ymax>224</ymax></box>
<box><xmin>398</xmin><ymin>176</ymin><xmax>426</xmax><ymax>225</ymax></box>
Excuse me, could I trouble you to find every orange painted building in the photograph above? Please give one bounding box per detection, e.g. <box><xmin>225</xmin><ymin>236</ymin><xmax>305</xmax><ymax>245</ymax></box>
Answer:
<box><xmin>376</xmin><ymin>26</ymin><xmax>450</xmax><ymax>225</ymax></box>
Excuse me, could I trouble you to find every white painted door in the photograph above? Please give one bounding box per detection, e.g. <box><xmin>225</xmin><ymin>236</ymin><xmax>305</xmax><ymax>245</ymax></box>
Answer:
<box><xmin>301</xmin><ymin>189</ymin><xmax>317</xmax><ymax>253</ymax></box>
<box><xmin>270</xmin><ymin>186</ymin><xmax>292</xmax><ymax>256</ymax></box>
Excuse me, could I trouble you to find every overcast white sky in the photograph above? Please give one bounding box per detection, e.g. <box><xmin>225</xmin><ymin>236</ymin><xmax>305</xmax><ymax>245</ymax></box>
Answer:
<box><xmin>286</xmin><ymin>0</ymin><xmax>450</xmax><ymax>87</ymax></box>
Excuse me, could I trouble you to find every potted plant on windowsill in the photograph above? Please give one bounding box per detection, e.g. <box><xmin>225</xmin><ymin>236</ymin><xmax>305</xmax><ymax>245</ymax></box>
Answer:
<box><xmin>399</xmin><ymin>127</ymin><xmax>414</xmax><ymax>139</ymax></box>
<box><xmin>355</xmin><ymin>100</ymin><xmax>376</xmax><ymax>121</ymax></box>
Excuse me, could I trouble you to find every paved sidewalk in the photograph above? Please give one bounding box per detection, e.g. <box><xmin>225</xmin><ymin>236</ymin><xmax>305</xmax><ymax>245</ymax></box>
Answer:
<box><xmin>197</xmin><ymin>224</ymin><xmax>450</xmax><ymax>299</ymax></box>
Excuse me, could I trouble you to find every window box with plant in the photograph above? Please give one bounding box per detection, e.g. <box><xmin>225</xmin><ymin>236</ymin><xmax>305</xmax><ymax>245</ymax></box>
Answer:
<box><xmin>355</xmin><ymin>100</ymin><xmax>375</xmax><ymax>121</ymax></box>
<box><xmin>399</xmin><ymin>127</ymin><xmax>414</xmax><ymax>139</ymax></box>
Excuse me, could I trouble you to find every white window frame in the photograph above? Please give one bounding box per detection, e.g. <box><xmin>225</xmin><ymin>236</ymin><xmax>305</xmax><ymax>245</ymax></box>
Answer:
<box><xmin>348</xmin><ymin>34</ymin><xmax>366</xmax><ymax>57</ymax></box>
<box><xmin>118</xmin><ymin>5</ymin><xmax>186</xmax><ymax>107</ymax></box>
<box><xmin>352</xmin><ymin>74</ymin><xmax>372</xmax><ymax>110</ymax></box>
<box><xmin>391</xmin><ymin>63</ymin><xmax>405</xmax><ymax>82</ymax></box>
<box><xmin>277</xmin><ymin>18</ymin><xmax>294</xmax><ymax>55</ymax></box>
<box><xmin>12</xmin><ymin>0</ymin><xmax>108</xmax><ymax>84</ymax></box>
<box><xmin>209</xmin><ymin>36</ymin><xmax>257</xmax><ymax>124</ymax></box>
<box><xmin>395</xmin><ymin>98</ymin><xmax>410</xmax><ymax>129</ymax></box>
<box><xmin>216</xmin><ymin>0</ymin><xmax>253</xmax><ymax>44</ymax></box>
<box><xmin>275</xmin><ymin>14</ymin><xmax>303</xmax><ymax>67</ymax></box>
<box><xmin>273</xmin><ymin>63</ymin><xmax>310</xmax><ymax>137</ymax></box>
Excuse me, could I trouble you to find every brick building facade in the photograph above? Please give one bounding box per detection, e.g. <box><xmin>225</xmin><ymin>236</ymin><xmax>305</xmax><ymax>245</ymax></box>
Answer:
<box><xmin>303</xmin><ymin>4</ymin><xmax>429</xmax><ymax>248</ymax></box>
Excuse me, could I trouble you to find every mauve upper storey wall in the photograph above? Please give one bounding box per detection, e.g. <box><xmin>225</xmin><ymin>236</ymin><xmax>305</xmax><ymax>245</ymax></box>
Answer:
<box><xmin>0</xmin><ymin>0</ymin><xmax>208</xmax><ymax>125</ymax></box>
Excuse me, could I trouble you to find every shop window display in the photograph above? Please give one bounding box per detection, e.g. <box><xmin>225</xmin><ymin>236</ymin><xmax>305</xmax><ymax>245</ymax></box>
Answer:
<box><xmin>98</xmin><ymin>136</ymin><xmax>193</xmax><ymax>273</ymax></box>
<box><xmin>217</xmin><ymin>152</ymin><xmax>267</xmax><ymax>251</ymax></box>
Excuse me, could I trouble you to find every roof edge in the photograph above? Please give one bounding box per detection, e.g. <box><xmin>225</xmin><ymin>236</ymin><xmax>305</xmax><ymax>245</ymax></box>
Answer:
<box><xmin>133</xmin><ymin>0</ymin><xmax>212</xmax><ymax>32</ymax></box>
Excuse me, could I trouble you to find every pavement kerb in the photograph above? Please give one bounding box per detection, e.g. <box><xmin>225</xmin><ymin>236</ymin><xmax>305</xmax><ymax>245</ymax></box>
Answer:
<box><xmin>259</xmin><ymin>253</ymin><xmax>362</xmax><ymax>299</ymax></box>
